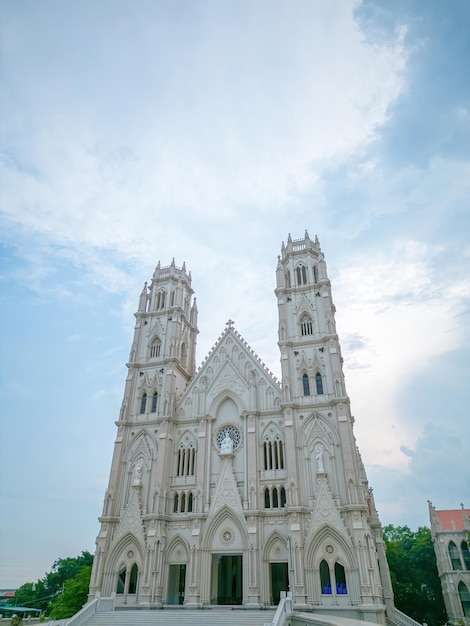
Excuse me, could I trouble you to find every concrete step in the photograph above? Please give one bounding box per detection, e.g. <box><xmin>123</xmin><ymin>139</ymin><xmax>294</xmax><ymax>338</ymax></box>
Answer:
<box><xmin>84</xmin><ymin>609</ymin><xmax>276</xmax><ymax>626</ymax></box>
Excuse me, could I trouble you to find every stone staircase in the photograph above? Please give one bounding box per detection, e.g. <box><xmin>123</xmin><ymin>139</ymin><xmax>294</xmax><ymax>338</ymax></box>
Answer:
<box><xmin>81</xmin><ymin>608</ymin><xmax>276</xmax><ymax>626</ymax></box>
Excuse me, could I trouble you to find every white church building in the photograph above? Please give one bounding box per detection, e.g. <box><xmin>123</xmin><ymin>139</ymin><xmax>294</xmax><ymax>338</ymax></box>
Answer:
<box><xmin>88</xmin><ymin>232</ymin><xmax>395</xmax><ymax>623</ymax></box>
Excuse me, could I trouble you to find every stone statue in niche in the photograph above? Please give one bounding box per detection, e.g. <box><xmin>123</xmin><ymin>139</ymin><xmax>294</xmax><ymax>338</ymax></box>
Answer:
<box><xmin>220</xmin><ymin>434</ymin><xmax>233</xmax><ymax>454</ymax></box>
<box><xmin>133</xmin><ymin>460</ymin><xmax>143</xmax><ymax>485</ymax></box>
<box><xmin>315</xmin><ymin>444</ymin><xmax>325</xmax><ymax>473</ymax></box>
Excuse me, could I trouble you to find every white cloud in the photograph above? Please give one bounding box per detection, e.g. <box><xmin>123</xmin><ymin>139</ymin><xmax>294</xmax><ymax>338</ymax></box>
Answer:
<box><xmin>334</xmin><ymin>239</ymin><xmax>469</xmax><ymax>470</ymax></box>
<box><xmin>0</xmin><ymin>1</ymin><xmax>406</xmax><ymax>270</ymax></box>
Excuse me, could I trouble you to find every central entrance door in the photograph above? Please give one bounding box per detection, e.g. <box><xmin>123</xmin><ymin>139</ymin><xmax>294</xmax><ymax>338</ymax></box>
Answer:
<box><xmin>270</xmin><ymin>562</ymin><xmax>288</xmax><ymax>604</ymax></box>
<box><xmin>167</xmin><ymin>564</ymin><xmax>186</xmax><ymax>605</ymax></box>
<box><xmin>211</xmin><ymin>554</ymin><xmax>242</xmax><ymax>605</ymax></box>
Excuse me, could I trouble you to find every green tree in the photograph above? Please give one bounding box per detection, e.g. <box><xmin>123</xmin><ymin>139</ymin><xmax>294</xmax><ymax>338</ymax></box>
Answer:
<box><xmin>384</xmin><ymin>524</ymin><xmax>447</xmax><ymax>626</ymax></box>
<box><xmin>48</xmin><ymin>565</ymin><xmax>92</xmax><ymax>619</ymax></box>
<box><xmin>11</xmin><ymin>551</ymin><xmax>93</xmax><ymax>615</ymax></box>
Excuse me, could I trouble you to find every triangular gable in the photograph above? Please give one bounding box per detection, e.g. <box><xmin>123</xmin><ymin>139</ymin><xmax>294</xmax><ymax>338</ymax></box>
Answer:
<box><xmin>208</xmin><ymin>359</ymin><xmax>247</xmax><ymax>398</ymax></box>
<box><xmin>114</xmin><ymin>487</ymin><xmax>146</xmax><ymax>546</ymax></box>
<box><xmin>179</xmin><ymin>326</ymin><xmax>281</xmax><ymax>406</ymax></box>
<box><xmin>209</xmin><ymin>457</ymin><xmax>246</xmax><ymax>519</ymax></box>
<box><xmin>306</xmin><ymin>476</ymin><xmax>349</xmax><ymax>542</ymax></box>
<box><xmin>297</xmin><ymin>294</ymin><xmax>315</xmax><ymax>317</ymax></box>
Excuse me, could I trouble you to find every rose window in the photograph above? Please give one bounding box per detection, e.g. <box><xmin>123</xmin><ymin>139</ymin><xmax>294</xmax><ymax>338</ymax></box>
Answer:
<box><xmin>216</xmin><ymin>426</ymin><xmax>241</xmax><ymax>451</ymax></box>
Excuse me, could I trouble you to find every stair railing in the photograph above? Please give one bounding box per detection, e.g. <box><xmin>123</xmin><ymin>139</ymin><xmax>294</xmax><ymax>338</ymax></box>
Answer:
<box><xmin>62</xmin><ymin>597</ymin><xmax>98</xmax><ymax>626</ymax></box>
<box><xmin>268</xmin><ymin>591</ymin><xmax>293</xmax><ymax>626</ymax></box>
<box><xmin>392</xmin><ymin>607</ymin><xmax>423</xmax><ymax>626</ymax></box>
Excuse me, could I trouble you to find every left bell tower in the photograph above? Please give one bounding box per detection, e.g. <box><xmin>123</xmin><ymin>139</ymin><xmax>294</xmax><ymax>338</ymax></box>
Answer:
<box><xmin>123</xmin><ymin>258</ymin><xmax>198</xmax><ymax>421</ymax></box>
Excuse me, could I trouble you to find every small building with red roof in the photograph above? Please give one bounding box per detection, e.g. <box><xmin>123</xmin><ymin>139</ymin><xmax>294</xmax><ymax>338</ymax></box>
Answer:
<box><xmin>429</xmin><ymin>501</ymin><xmax>470</xmax><ymax>623</ymax></box>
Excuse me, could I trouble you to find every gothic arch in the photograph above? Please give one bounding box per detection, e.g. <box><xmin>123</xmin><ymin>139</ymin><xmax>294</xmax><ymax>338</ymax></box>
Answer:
<box><xmin>260</xmin><ymin>421</ymin><xmax>284</xmax><ymax>445</ymax></box>
<box><xmin>166</xmin><ymin>535</ymin><xmax>190</xmax><ymax>564</ymax></box>
<box><xmin>175</xmin><ymin>429</ymin><xmax>197</xmax><ymax>451</ymax></box>
<box><xmin>263</xmin><ymin>531</ymin><xmax>288</xmax><ymax>562</ymax></box>
<box><xmin>202</xmin><ymin>505</ymin><xmax>248</xmax><ymax>551</ymax></box>
<box><xmin>297</xmin><ymin>413</ymin><xmax>339</xmax><ymax>449</ymax></box>
<box><xmin>305</xmin><ymin>524</ymin><xmax>356</xmax><ymax>569</ymax></box>
<box><xmin>208</xmin><ymin>392</ymin><xmax>244</xmax><ymax>420</ymax></box>
<box><xmin>104</xmin><ymin>531</ymin><xmax>145</xmax><ymax>589</ymax></box>
<box><xmin>125</xmin><ymin>431</ymin><xmax>157</xmax><ymax>463</ymax></box>
<box><xmin>296</xmin><ymin>294</ymin><xmax>313</xmax><ymax>317</ymax></box>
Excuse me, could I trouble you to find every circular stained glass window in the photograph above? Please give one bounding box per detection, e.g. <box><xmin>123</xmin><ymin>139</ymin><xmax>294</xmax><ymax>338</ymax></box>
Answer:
<box><xmin>216</xmin><ymin>426</ymin><xmax>241</xmax><ymax>451</ymax></box>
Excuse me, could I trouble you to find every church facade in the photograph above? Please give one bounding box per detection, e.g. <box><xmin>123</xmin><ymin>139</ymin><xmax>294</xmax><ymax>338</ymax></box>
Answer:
<box><xmin>88</xmin><ymin>232</ymin><xmax>394</xmax><ymax>622</ymax></box>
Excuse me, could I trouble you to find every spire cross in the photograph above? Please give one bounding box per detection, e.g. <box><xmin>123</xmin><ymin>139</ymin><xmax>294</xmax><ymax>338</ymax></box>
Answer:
<box><xmin>226</xmin><ymin>319</ymin><xmax>235</xmax><ymax>329</ymax></box>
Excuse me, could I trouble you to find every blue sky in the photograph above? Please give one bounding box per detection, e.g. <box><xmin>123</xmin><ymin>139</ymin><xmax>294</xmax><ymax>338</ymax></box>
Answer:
<box><xmin>1</xmin><ymin>0</ymin><xmax>469</xmax><ymax>588</ymax></box>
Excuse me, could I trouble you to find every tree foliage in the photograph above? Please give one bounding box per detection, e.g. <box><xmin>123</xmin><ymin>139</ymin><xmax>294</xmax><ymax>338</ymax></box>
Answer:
<box><xmin>48</xmin><ymin>565</ymin><xmax>92</xmax><ymax>619</ymax></box>
<box><xmin>11</xmin><ymin>551</ymin><xmax>93</xmax><ymax>616</ymax></box>
<box><xmin>384</xmin><ymin>524</ymin><xmax>447</xmax><ymax>626</ymax></box>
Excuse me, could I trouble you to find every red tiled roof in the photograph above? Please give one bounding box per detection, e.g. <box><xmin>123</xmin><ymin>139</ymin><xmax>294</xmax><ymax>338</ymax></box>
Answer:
<box><xmin>436</xmin><ymin>509</ymin><xmax>470</xmax><ymax>531</ymax></box>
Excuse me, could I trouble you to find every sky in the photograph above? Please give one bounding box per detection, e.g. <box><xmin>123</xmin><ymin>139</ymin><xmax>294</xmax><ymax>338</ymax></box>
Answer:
<box><xmin>0</xmin><ymin>0</ymin><xmax>469</xmax><ymax>589</ymax></box>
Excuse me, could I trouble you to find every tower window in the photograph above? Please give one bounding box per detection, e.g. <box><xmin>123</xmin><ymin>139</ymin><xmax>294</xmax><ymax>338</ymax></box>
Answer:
<box><xmin>300</xmin><ymin>315</ymin><xmax>313</xmax><ymax>336</ymax></box>
<box><xmin>315</xmin><ymin>372</ymin><xmax>324</xmax><ymax>395</ymax></box>
<box><xmin>302</xmin><ymin>373</ymin><xmax>310</xmax><ymax>396</ymax></box>
<box><xmin>140</xmin><ymin>393</ymin><xmax>147</xmax><ymax>414</ymax></box>
<box><xmin>150</xmin><ymin>339</ymin><xmax>161</xmax><ymax>358</ymax></box>
<box><xmin>156</xmin><ymin>290</ymin><xmax>166</xmax><ymax>309</ymax></box>
<box><xmin>151</xmin><ymin>392</ymin><xmax>158</xmax><ymax>413</ymax></box>
<box><xmin>296</xmin><ymin>264</ymin><xmax>307</xmax><ymax>285</ymax></box>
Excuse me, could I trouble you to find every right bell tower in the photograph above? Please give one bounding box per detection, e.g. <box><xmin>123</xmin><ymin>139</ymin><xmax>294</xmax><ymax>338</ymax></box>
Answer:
<box><xmin>275</xmin><ymin>231</ymin><xmax>394</xmax><ymax>617</ymax></box>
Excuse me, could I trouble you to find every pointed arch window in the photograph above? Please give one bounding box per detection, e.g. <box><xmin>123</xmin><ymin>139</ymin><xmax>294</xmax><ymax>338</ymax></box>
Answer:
<box><xmin>449</xmin><ymin>541</ymin><xmax>463</xmax><ymax>570</ymax></box>
<box><xmin>320</xmin><ymin>560</ymin><xmax>331</xmax><ymax>594</ymax></box>
<box><xmin>320</xmin><ymin>560</ymin><xmax>347</xmax><ymax>595</ymax></box>
<box><xmin>462</xmin><ymin>541</ymin><xmax>470</xmax><ymax>570</ymax></box>
<box><xmin>156</xmin><ymin>290</ymin><xmax>166</xmax><ymax>310</ymax></box>
<box><xmin>173</xmin><ymin>490</ymin><xmax>194</xmax><ymax>514</ymax></box>
<box><xmin>315</xmin><ymin>372</ymin><xmax>324</xmax><ymax>394</ymax></box>
<box><xmin>296</xmin><ymin>264</ymin><xmax>307</xmax><ymax>285</ymax></box>
<box><xmin>117</xmin><ymin>566</ymin><xmax>126</xmax><ymax>594</ymax></box>
<box><xmin>150</xmin><ymin>339</ymin><xmax>161</xmax><ymax>358</ymax></box>
<box><xmin>140</xmin><ymin>393</ymin><xmax>147</xmax><ymax>414</ymax></box>
<box><xmin>272</xmin><ymin>487</ymin><xmax>279</xmax><ymax>508</ymax></box>
<box><xmin>151</xmin><ymin>392</ymin><xmax>158</xmax><ymax>413</ymax></box>
<box><xmin>264</xmin><ymin>484</ymin><xmax>286</xmax><ymax>509</ymax></box>
<box><xmin>265</xmin><ymin>488</ymin><xmax>270</xmax><ymax>508</ymax></box>
<box><xmin>177</xmin><ymin>443</ymin><xmax>196</xmax><ymax>476</ymax></box>
<box><xmin>458</xmin><ymin>581</ymin><xmax>470</xmax><ymax>617</ymax></box>
<box><xmin>302</xmin><ymin>373</ymin><xmax>310</xmax><ymax>396</ymax></box>
<box><xmin>263</xmin><ymin>435</ymin><xmax>285</xmax><ymax>470</ymax></box>
<box><xmin>300</xmin><ymin>315</ymin><xmax>313</xmax><ymax>336</ymax></box>
<box><xmin>334</xmin><ymin>562</ymin><xmax>347</xmax><ymax>594</ymax></box>
<box><xmin>128</xmin><ymin>564</ymin><xmax>138</xmax><ymax>594</ymax></box>
<box><xmin>313</xmin><ymin>265</ymin><xmax>318</xmax><ymax>283</ymax></box>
